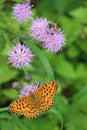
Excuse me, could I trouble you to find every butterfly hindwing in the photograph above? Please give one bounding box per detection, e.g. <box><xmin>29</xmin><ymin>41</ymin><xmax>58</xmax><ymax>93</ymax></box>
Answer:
<box><xmin>23</xmin><ymin>105</ymin><xmax>39</xmax><ymax>118</ymax></box>
<box><xmin>8</xmin><ymin>95</ymin><xmax>39</xmax><ymax>118</ymax></box>
<box><xmin>8</xmin><ymin>96</ymin><xmax>29</xmax><ymax>115</ymax></box>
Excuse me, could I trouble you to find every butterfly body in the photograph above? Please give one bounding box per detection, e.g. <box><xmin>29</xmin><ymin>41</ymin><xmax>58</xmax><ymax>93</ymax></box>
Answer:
<box><xmin>29</xmin><ymin>91</ymin><xmax>40</xmax><ymax>110</ymax></box>
<box><xmin>8</xmin><ymin>81</ymin><xmax>58</xmax><ymax>118</ymax></box>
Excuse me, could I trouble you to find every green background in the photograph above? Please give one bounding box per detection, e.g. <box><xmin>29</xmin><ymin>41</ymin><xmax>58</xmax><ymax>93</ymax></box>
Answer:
<box><xmin>0</xmin><ymin>0</ymin><xmax>87</xmax><ymax>130</ymax></box>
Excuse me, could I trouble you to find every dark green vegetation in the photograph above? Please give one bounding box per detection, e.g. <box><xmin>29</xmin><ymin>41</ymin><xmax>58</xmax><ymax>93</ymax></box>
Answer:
<box><xmin>0</xmin><ymin>0</ymin><xmax>87</xmax><ymax>130</ymax></box>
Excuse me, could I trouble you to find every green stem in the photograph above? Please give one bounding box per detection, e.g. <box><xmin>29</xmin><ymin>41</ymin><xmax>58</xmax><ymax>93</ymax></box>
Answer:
<box><xmin>23</xmin><ymin>40</ymin><xmax>55</xmax><ymax>81</ymax></box>
<box><xmin>0</xmin><ymin>107</ymin><xmax>8</xmax><ymax>112</ymax></box>
<box><xmin>50</xmin><ymin>107</ymin><xmax>63</xmax><ymax>130</ymax></box>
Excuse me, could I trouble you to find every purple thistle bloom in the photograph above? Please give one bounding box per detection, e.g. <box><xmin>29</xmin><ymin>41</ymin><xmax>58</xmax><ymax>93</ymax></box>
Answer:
<box><xmin>8</xmin><ymin>43</ymin><xmax>33</xmax><ymax>68</ymax></box>
<box><xmin>19</xmin><ymin>84</ymin><xmax>38</xmax><ymax>97</ymax></box>
<box><xmin>42</xmin><ymin>28</ymin><xmax>65</xmax><ymax>53</ymax></box>
<box><xmin>12</xmin><ymin>2</ymin><xmax>33</xmax><ymax>23</ymax></box>
<box><xmin>30</xmin><ymin>18</ymin><xmax>49</xmax><ymax>41</ymax></box>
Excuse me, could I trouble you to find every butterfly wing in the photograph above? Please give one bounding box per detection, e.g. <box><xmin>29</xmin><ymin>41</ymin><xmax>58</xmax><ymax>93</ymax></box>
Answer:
<box><xmin>8</xmin><ymin>95</ymin><xmax>39</xmax><ymax>118</ymax></box>
<box><xmin>35</xmin><ymin>81</ymin><xmax>58</xmax><ymax>112</ymax></box>
<box><xmin>8</xmin><ymin>81</ymin><xmax>58</xmax><ymax>118</ymax></box>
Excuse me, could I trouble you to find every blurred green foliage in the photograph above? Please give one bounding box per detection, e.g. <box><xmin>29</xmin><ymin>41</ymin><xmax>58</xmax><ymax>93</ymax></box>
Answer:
<box><xmin>0</xmin><ymin>0</ymin><xmax>87</xmax><ymax>130</ymax></box>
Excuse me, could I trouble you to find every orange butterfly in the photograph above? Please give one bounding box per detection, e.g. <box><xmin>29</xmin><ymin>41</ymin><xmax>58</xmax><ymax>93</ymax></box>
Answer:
<box><xmin>8</xmin><ymin>81</ymin><xmax>58</xmax><ymax>118</ymax></box>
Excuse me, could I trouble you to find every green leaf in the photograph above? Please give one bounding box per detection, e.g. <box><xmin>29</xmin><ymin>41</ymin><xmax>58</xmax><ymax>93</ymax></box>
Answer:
<box><xmin>0</xmin><ymin>107</ymin><xmax>8</xmax><ymax>112</ymax></box>
<box><xmin>2</xmin><ymin>88</ymin><xmax>18</xmax><ymax>100</ymax></box>
<box><xmin>0</xmin><ymin>55</ymin><xmax>18</xmax><ymax>84</ymax></box>
<box><xmin>50</xmin><ymin>107</ymin><xmax>63</xmax><ymax>130</ymax></box>
<box><xmin>59</xmin><ymin>16</ymin><xmax>80</xmax><ymax>44</ymax></box>
<box><xmin>66</xmin><ymin>85</ymin><xmax>87</xmax><ymax>130</ymax></box>
<box><xmin>24</xmin><ymin>116</ymin><xmax>58</xmax><ymax>130</ymax></box>
<box><xmin>70</xmin><ymin>7</ymin><xmax>87</xmax><ymax>24</ymax></box>
<box><xmin>55</xmin><ymin>55</ymin><xmax>75</xmax><ymax>79</ymax></box>
<box><xmin>54</xmin><ymin>0</ymin><xmax>69</xmax><ymax>14</ymax></box>
<box><xmin>67</xmin><ymin>46</ymin><xmax>80</xmax><ymax>58</ymax></box>
<box><xmin>77</xmin><ymin>40</ymin><xmax>87</xmax><ymax>52</ymax></box>
<box><xmin>75</xmin><ymin>64</ymin><xmax>87</xmax><ymax>79</ymax></box>
<box><xmin>54</xmin><ymin>95</ymin><xmax>69</xmax><ymax>116</ymax></box>
<box><xmin>36</xmin><ymin>0</ymin><xmax>54</xmax><ymax>16</ymax></box>
<box><xmin>66</xmin><ymin>0</ymin><xmax>83</xmax><ymax>12</ymax></box>
<box><xmin>0</xmin><ymin>30</ymin><xmax>6</xmax><ymax>51</ymax></box>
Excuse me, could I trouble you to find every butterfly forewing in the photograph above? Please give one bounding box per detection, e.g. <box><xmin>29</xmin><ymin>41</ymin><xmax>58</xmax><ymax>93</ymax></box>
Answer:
<box><xmin>35</xmin><ymin>81</ymin><xmax>58</xmax><ymax>112</ymax></box>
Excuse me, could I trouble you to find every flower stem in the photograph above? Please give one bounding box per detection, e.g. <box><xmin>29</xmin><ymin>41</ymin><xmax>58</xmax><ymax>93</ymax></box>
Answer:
<box><xmin>23</xmin><ymin>39</ymin><xmax>55</xmax><ymax>81</ymax></box>
<box><xmin>0</xmin><ymin>107</ymin><xmax>8</xmax><ymax>112</ymax></box>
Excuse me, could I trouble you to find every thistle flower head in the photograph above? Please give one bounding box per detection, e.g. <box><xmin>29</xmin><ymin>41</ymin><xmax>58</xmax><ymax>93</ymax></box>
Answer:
<box><xmin>24</xmin><ymin>74</ymin><xmax>31</xmax><ymax>82</ymax></box>
<box><xmin>8</xmin><ymin>43</ymin><xmax>33</xmax><ymax>68</ymax></box>
<box><xmin>19</xmin><ymin>84</ymin><xmax>38</xmax><ymax>97</ymax></box>
<box><xmin>30</xmin><ymin>18</ymin><xmax>65</xmax><ymax>52</ymax></box>
<box><xmin>30</xmin><ymin>18</ymin><xmax>49</xmax><ymax>41</ymax></box>
<box><xmin>42</xmin><ymin>28</ymin><xmax>65</xmax><ymax>53</ymax></box>
<box><xmin>12</xmin><ymin>81</ymin><xmax>22</xmax><ymax>91</ymax></box>
<box><xmin>12</xmin><ymin>2</ymin><xmax>33</xmax><ymax>23</ymax></box>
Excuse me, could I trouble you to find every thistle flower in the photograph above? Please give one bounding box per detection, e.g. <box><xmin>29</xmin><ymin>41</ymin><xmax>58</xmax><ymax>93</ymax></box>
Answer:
<box><xmin>12</xmin><ymin>81</ymin><xmax>22</xmax><ymax>91</ymax></box>
<box><xmin>30</xmin><ymin>18</ymin><xmax>49</xmax><ymax>41</ymax></box>
<box><xmin>19</xmin><ymin>84</ymin><xmax>38</xmax><ymax>97</ymax></box>
<box><xmin>8</xmin><ymin>43</ymin><xmax>33</xmax><ymax>68</ymax></box>
<box><xmin>12</xmin><ymin>2</ymin><xmax>33</xmax><ymax>23</ymax></box>
<box><xmin>42</xmin><ymin>28</ymin><xmax>65</xmax><ymax>53</ymax></box>
<box><xmin>24</xmin><ymin>74</ymin><xmax>31</xmax><ymax>82</ymax></box>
